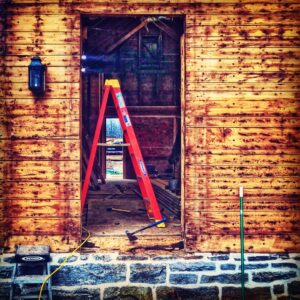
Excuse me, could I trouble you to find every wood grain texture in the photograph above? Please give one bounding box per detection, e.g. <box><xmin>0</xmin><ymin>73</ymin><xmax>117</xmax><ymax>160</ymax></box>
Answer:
<box><xmin>2</xmin><ymin>0</ymin><xmax>300</xmax><ymax>253</ymax></box>
<box><xmin>0</xmin><ymin>140</ymin><xmax>80</xmax><ymax>160</ymax></box>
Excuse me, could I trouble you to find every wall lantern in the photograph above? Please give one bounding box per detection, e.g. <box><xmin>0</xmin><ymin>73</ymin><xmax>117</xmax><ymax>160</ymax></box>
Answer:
<box><xmin>28</xmin><ymin>56</ymin><xmax>46</xmax><ymax>95</ymax></box>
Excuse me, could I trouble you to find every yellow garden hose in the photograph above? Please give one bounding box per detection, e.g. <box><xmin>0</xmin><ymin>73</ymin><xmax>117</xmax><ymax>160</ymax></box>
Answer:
<box><xmin>38</xmin><ymin>227</ymin><xmax>91</xmax><ymax>300</ymax></box>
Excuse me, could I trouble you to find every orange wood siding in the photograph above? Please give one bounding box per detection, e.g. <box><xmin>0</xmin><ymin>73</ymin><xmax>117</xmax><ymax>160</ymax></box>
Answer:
<box><xmin>1</xmin><ymin>0</ymin><xmax>300</xmax><ymax>252</ymax></box>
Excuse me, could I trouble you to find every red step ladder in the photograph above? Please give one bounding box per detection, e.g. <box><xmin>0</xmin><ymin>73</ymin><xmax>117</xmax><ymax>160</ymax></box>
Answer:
<box><xmin>81</xmin><ymin>79</ymin><xmax>164</xmax><ymax>224</ymax></box>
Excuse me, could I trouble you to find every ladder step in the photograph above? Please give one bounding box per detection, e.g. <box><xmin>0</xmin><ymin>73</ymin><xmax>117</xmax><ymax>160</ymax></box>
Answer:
<box><xmin>14</xmin><ymin>275</ymin><xmax>49</xmax><ymax>284</ymax></box>
<box><xmin>97</xmin><ymin>143</ymin><xmax>130</xmax><ymax>147</ymax></box>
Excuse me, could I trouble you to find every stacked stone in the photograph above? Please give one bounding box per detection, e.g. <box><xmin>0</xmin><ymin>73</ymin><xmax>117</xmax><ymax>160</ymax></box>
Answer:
<box><xmin>0</xmin><ymin>253</ymin><xmax>299</xmax><ymax>299</ymax></box>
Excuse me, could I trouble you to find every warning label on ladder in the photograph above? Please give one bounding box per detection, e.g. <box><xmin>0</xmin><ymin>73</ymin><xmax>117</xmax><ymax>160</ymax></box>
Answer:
<box><xmin>116</xmin><ymin>92</ymin><xmax>125</xmax><ymax>108</ymax></box>
<box><xmin>139</xmin><ymin>160</ymin><xmax>147</xmax><ymax>176</ymax></box>
<box><xmin>123</xmin><ymin>113</ymin><xmax>131</xmax><ymax>127</ymax></box>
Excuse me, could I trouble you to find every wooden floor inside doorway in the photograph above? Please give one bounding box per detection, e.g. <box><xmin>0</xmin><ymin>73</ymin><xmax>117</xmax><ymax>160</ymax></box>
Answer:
<box><xmin>82</xmin><ymin>180</ymin><xmax>182</xmax><ymax>253</ymax></box>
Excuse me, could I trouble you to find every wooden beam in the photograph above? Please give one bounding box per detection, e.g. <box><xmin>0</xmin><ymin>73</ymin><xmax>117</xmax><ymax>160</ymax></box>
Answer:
<box><xmin>104</xmin><ymin>18</ymin><xmax>149</xmax><ymax>53</ymax></box>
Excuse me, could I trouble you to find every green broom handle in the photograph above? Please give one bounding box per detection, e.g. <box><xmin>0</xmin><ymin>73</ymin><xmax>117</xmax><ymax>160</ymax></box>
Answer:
<box><xmin>240</xmin><ymin>185</ymin><xmax>245</xmax><ymax>300</ymax></box>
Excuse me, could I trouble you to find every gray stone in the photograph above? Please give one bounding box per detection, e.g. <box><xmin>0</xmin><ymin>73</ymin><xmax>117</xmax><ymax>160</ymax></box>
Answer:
<box><xmin>153</xmin><ymin>256</ymin><xmax>177</xmax><ymax>261</ymax></box>
<box><xmin>170</xmin><ymin>262</ymin><xmax>215</xmax><ymax>272</ymax></box>
<box><xmin>238</xmin><ymin>263</ymin><xmax>268</xmax><ymax>270</ymax></box>
<box><xmin>273</xmin><ymin>284</ymin><xmax>284</xmax><ymax>295</ymax></box>
<box><xmin>293</xmin><ymin>256</ymin><xmax>300</xmax><ymax>261</ymax></box>
<box><xmin>0</xmin><ymin>282</ymin><xmax>10</xmax><ymax>299</ymax></box>
<box><xmin>271</xmin><ymin>263</ymin><xmax>298</xmax><ymax>269</ymax></box>
<box><xmin>117</xmin><ymin>255</ymin><xmax>148</xmax><ymax>261</ymax></box>
<box><xmin>201</xmin><ymin>273</ymin><xmax>249</xmax><ymax>284</ymax></box>
<box><xmin>221</xmin><ymin>264</ymin><xmax>236</xmax><ymax>270</ymax></box>
<box><xmin>57</xmin><ymin>255</ymin><xmax>78</xmax><ymax>264</ymax></box>
<box><xmin>253</xmin><ymin>271</ymin><xmax>297</xmax><ymax>282</ymax></box>
<box><xmin>248</xmin><ymin>255</ymin><xmax>279</xmax><ymax>261</ymax></box>
<box><xmin>156</xmin><ymin>286</ymin><xmax>219</xmax><ymax>300</ymax></box>
<box><xmin>80</xmin><ymin>255</ymin><xmax>89</xmax><ymax>261</ymax></box>
<box><xmin>209</xmin><ymin>254</ymin><xmax>229</xmax><ymax>261</ymax></box>
<box><xmin>104</xmin><ymin>286</ymin><xmax>152</xmax><ymax>300</ymax></box>
<box><xmin>288</xmin><ymin>281</ymin><xmax>300</xmax><ymax>295</ymax></box>
<box><xmin>52</xmin><ymin>264</ymin><xmax>126</xmax><ymax>286</ymax></box>
<box><xmin>169</xmin><ymin>274</ymin><xmax>198</xmax><ymax>285</ymax></box>
<box><xmin>93</xmin><ymin>254</ymin><xmax>112</xmax><ymax>262</ymax></box>
<box><xmin>0</xmin><ymin>266</ymin><xmax>13</xmax><ymax>278</ymax></box>
<box><xmin>222</xmin><ymin>287</ymin><xmax>271</xmax><ymax>300</ymax></box>
<box><xmin>53</xmin><ymin>287</ymin><xmax>100</xmax><ymax>300</ymax></box>
<box><xmin>130</xmin><ymin>264</ymin><xmax>166</xmax><ymax>284</ymax></box>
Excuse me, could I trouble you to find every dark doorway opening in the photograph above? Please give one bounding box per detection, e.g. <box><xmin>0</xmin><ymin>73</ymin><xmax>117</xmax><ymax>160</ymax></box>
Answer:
<box><xmin>81</xmin><ymin>15</ymin><xmax>184</xmax><ymax>250</ymax></box>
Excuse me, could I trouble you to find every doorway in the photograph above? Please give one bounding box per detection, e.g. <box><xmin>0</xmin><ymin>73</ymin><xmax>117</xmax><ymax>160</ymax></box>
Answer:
<box><xmin>81</xmin><ymin>15</ymin><xmax>184</xmax><ymax>249</ymax></box>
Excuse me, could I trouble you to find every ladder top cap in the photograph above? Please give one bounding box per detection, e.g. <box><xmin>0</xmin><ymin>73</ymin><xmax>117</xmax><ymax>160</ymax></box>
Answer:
<box><xmin>105</xmin><ymin>79</ymin><xmax>120</xmax><ymax>88</ymax></box>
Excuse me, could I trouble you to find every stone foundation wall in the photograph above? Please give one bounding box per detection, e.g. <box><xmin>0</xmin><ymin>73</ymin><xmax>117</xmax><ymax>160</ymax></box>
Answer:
<box><xmin>1</xmin><ymin>253</ymin><xmax>299</xmax><ymax>299</ymax></box>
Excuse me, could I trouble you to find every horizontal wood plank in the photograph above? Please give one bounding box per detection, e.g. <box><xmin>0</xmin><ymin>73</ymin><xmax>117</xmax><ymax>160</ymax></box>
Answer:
<box><xmin>0</xmin><ymin>181</ymin><xmax>80</xmax><ymax>200</ymax></box>
<box><xmin>0</xmin><ymin>139</ymin><xmax>80</xmax><ymax>160</ymax></box>
<box><xmin>6</xmin><ymin>15</ymin><xmax>80</xmax><ymax>32</ymax></box>
<box><xmin>186</xmin><ymin>177</ymin><xmax>300</xmax><ymax>189</ymax></box>
<box><xmin>4</xmin><ymin>235</ymin><xmax>81</xmax><ymax>253</ymax></box>
<box><xmin>186</xmin><ymin>58</ymin><xmax>300</xmax><ymax>72</ymax></box>
<box><xmin>185</xmin><ymin>154</ymin><xmax>300</xmax><ymax>168</ymax></box>
<box><xmin>0</xmin><ymin>161</ymin><xmax>80</xmax><ymax>181</ymax></box>
<box><xmin>4</xmin><ymin>44</ymin><xmax>80</xmax><ymax>56</ymax></box>
<box><xmin>4</xmin><ymin>55</ymin><xmax>80</xmax><ymax>67</ymax></box>
<box><xmin>2</xmin><ymin>82</ymin><xmax>80</xmax><ymax>98</ymax></box>
<box><xmin>2</xmin><ymin>199</ymin><xmax>80</xmax><ymax>217</ymax></box>
<box><xmin>186</xmin><ymin>13</ymin><xmax>300</xmax><ymax>26</ymax></box>
<box><xmin>185</xmin><ymin>199</ymin><xmax>300</xmax><ymax>212</ymax></box>
<box><xmin>0</xmin><ymin>115</ymin><xmax>79</xmax><ymax>139</ymax></box>
<box><xmin>186</xmin><ymin>127</ymin><xmax>300</xmax><ymax>152</ymax></box>
<box><xmin>186</xmin><ymin>99</ymin><xmax>300</xmax><ymax>117</ymax></box>
<box><xmin>5</xmin><ymin>31</ymin><xmax>80</xmax><ymax>45</ymax></box>
<box><xmin>7</xmin><ymin>217</ymin><xmax>81</xmax><ymax>235</ymax></box>
<box><xmin>0</xmin><ymin>99</ymin><xmax>79</xmax><ymax>115</ymax></box>
<box><xmin>186</xmin><ymin>234</ymin><xmax>300</xmax><ymax>252</ymax></box>
<box><xmin>186</xmin><ymin>211</ymin><xmax>300</xmax><ymax>234</ymax></box>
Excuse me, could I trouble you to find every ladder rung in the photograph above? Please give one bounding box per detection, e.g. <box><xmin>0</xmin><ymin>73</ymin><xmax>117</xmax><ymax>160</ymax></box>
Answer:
<box><xmin>14</xmin><ymin>275</ymin><xmax>49</xmax><ymax>284</ymax></box>
<box><xmin>97</xmin><ymin>143</ymin><xmax>130</xmax><ymax>147</ymax></box>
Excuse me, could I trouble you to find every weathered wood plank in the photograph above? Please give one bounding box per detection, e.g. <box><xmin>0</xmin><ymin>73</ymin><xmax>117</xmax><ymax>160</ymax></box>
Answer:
<box><xmin>4</xmin><ymin>55</ymin><xmax>80</xmax><ymax>67</ymax></box>
<box><xmin>186</xmin><ymin>177</ymin><xmax>300</xmax><ymax>189</ymax></box>
<box><xmin>186</xmin><ymin>99</ymin><xmax>300</xmax><ymax>117</ymax></box>
<box><xmin>186</xmin><ymin>127</ymin><xmax>300</xmax><ymax>152</ymax></box>
<box><xmin>187</xmin><ymin>82</ymin><xmax>300</xmax><ymax>92</ymax></box>
<box><xmin>186</xmin><ymin>91</ymin><xmax>300</xmax><ymax>101</ymax></box>
<box><xmin>186</xmin><ymin>13</ymin><xmax>300</xmax><ymax>26</ymax></box>
<box><xmin>0</xmin><ymin>139</ymin><xmax>80</xmax><ymax>160</ymax></box>
<box><xmin>185</xmin><ymin>199</ymin><xmax>300</xmax><ymax>212</ymax></box>
<box><xmin>0</xmin><ymin>181</ymin><xmax>80</xmax><ymax>200</ymax></box>
<box><xmin>7</xmin><ymin>217</ymin><xmax>81</xmax><ymax>235</ymax></box>
<box><xmin>186</xmin><ymin>58</ymin><xmax>300</xmax><ymax>72</ymax></box>
<box><xmin>186</xmin><ymin>26</ymin><xmax>300</xmax><ymax>37</ymax></box>
<box><xmin>6</xmin><ymin>15</ymin><xmax>80</xmax><ymax>32</ymax></box>
<box><xmin>5</xmin><ymin>235</ymin><xmax>81</xmax><ymax>253</ymax></box>
<box><xmin>186</xmin><ymin>211</ymin><xmax>300</xmax><ymax>234</ymax></box>
<box><xmin>185</xmin><ymin>187</ymin><xmax>300</xmax><ymax>200</ymax></box>
<box><xmin>3</xmin><ymin>199</ymin><xmax>81</xmax><ymax>217</ymax></box>
<box><xmin>5</xmin><ymin>31</ymin><xmax>80</xmax><ymax>45</ymax></box>
<box><xmin>4</xmin><ymin>44</ymin><xmax>80</xmax><ymax>56</ymax></box>
<box><xmin>2</xmin><ymin>82</ymin><xmax>80</xmax><ymax>98</ymax></box>
<box><xmin>3</xmin><ymin>66</ymin><xmax>80</xmax><ymax>84</ymax></box>
<box><xmin>0</xmin><ymin>99</ymin><xmax>79</xmax><ymax>115</ymax></box>
<box><xmin>186</xmin><ymin>234</ymin><xmax>300</xmax><ymax>252</ymax></box>
<box><xmin>0</xmin><ymin>161</ymin><xmax>80</xmax><ymax>181</ymax></box>
<box><xmin>186</xmin><ymin>71</ymin><xmax>300</xmax><ymax>83</ymax></box>
<box><xmin>187</xmin><ymin>117</ymin><xmax>300</xmax><ymax>128</ymax></box>
<box><xmin>185</xmin><ymin>154</ymin><xmax>300</xmax><ymax>166</ymax></box>
<box><xmin>0</xmin><ymin>114</ymin><xmax>79</xmax><ymax>139</ymax></box>
<box><xmin>186</xmin><ymin>47</ymin><xmax>300</xmax><ymax>59</ymax></box>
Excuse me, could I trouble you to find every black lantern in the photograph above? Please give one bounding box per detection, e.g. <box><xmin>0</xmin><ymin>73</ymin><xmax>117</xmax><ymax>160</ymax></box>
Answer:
<box><xmin>28</xmin><ymin>56</ymin><xmax>46</xmax><ymax>95</ymax></box>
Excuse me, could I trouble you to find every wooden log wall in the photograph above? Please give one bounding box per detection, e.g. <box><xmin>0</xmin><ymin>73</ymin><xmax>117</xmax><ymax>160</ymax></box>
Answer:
<box><xmin>1</xmin><ymin>0</ymin><xmax>300</xmax><ymax>252</ymax></box>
